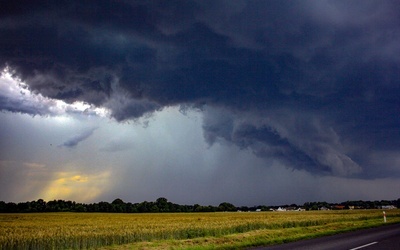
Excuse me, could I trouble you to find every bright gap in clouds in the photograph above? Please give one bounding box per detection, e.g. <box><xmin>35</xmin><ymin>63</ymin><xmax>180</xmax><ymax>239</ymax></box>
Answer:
<box><xmin>0</xmin><ymin>67</ymin><xmax>110</xmax><ymax>118</ymax></box>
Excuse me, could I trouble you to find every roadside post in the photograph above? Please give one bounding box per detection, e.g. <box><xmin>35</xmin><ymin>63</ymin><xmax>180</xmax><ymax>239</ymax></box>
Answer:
<box><xmin>383</xmin><ymin>211</ymin><xmax>386</xmax><ymax>223</ymax></box>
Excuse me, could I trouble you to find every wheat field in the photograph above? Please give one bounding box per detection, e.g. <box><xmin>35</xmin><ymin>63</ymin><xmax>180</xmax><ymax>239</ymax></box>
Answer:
<box><xmin>1</xmin><ymin>210</ymin><xmax>400</xmax><ymax>249</ymax></box>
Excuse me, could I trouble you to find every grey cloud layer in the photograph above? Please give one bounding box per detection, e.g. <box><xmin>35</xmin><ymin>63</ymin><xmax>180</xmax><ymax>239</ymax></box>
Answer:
<box><xmin>1</xmin><ymin>0</ymin><xmax>399</xmax><ymax>177</ymax></box>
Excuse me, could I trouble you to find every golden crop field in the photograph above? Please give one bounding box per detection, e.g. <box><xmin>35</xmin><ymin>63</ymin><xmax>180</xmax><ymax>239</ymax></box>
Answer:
<box><xmin>1</xmin><ymin>210</ymin><xmax>400</xmax><ymax>249</ymax></box>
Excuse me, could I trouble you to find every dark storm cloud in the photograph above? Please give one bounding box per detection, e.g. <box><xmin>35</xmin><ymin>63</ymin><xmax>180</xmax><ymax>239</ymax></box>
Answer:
<box><xmin>1</xmin><ymin>0</ymin><xmax>399</xmax><ymax>177</ymax></box>
<box><xmin>202</xmin><ymin>107</ymin><xmax>362</xmax><ymax>176</ymax></box>
<box><xmin>59</xmin><ymin>127</ymin><xmax>98</xmax><ymax>148</ymax></box>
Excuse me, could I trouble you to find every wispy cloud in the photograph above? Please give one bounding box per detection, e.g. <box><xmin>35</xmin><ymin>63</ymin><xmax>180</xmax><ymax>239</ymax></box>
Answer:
<box><xmin>59</xmin><ymin>127</ymin><xmax>98</xmax><ymax>148</ymax></box>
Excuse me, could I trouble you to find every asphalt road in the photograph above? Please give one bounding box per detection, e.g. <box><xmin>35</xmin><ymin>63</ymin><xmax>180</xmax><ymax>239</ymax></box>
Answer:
<box><xmin>251</xmin><ymin>223</ymin><xmax>400</xmax><ymax>250</ymax></box>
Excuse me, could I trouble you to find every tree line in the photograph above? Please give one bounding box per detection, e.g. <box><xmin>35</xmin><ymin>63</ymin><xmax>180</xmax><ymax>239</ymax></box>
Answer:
<box><xmin>0</xmin><ymin>198</ymin><xmax>238</xmax><ymax>213</ymax></box>
<box><xmin>0</xmin><ymin>197</ymin><xmax>399</xmax><ymax>213</ymax></box>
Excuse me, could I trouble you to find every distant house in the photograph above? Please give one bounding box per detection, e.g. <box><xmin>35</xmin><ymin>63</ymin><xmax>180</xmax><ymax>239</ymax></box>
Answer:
<box><xmin>256</xmin><ymin>209</ymin><xmax>261</xmax><ymax>212</ymax></box>
<box><xmin>381</xmin><ymin>205</ymin><xmax>397</xmax><ymax>209</ymax></box>
<box><xmin>276</xmin><ymin>207</ymin><xmax>286</xmax><ymax>212</ymax></box>
<box><xmin>319</xmin><ymin>206</ymin><xmax>330</xmax><ymax>210</ymax></box>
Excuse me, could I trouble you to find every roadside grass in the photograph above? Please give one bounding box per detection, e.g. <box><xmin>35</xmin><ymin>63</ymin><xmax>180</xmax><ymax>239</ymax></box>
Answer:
<box><xmin>102</xmin><ymin>219</ymin><xmax>400</xmax><ymax>250</ymax></box>
<box><xmin>1</xmin><ymin>210</ymin><xmax>399</xmax><ymax>249</ymax></box>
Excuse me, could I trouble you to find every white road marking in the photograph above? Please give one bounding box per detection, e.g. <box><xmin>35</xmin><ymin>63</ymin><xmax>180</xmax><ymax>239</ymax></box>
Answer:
<box><xmin>349</xmin><ymin>241</ymin><xmax>378</xmax><ymax>250</ymax></box>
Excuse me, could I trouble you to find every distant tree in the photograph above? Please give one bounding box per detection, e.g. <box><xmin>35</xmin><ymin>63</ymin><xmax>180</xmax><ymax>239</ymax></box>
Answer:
<box><xmin>0</xmin><ymin>201</ymin><xmax>6</xmax><ymax>212</ymax></box>
<box><xmin>195</xmin><ymin>205</ymin><xmax>207</xmax><ymax>212</ymax></box>
<box><xmin>30</xmin><ymin>199</ymin><xmax>47</xmax><ymax>212</ymax></box>
<box><xmin>111</xmin><ymin>198</ymin><xmax>126</xmax><ymax>212</ymax></box>
<box><xmin>86</xmin><ymin>203</ymin><xmax>99</xmax><ymax>212</ymax></box>
<box><xmin>150</xmin><ymin>205</ymin><xmax>159</xmax><ymax>212</ymax></box>
<box><xmin>126</xmin><ymin>202</ymin><xmax>138</xmax><ymax>213</ymax></box>
<box><xmin>137</xmin><ymin>201</ymin><xmax>150</xmax><ymax>213</ymax></box>
<box><xmin>98</xmin><ymin>201</ymin><xmax>112</xmax><ymax>212</ymax></box>
<box><xmin>6</xmin><ymin>202</ymin><xmax>18</xmax><ymax>212</ymax></box>
<box><xmin>156</xmin><ymin>197</ymin><xmax>169</xmax><ymax>212</ymax></box>
<box><xmin>17</xmin><ymin>202</ymin><xmax>30</xmax><ymax>212</ymax></box>
<box><xmin>156</xmin><ymin>197</ymin><xmax>168</xmax><ymax>204</ymax></box>
<box><xmin>238</xmin><ymin>206</ymin><xmax>249</xmax><ymax>212</ymax></box>
<box><xmin>46</xmin><ymin>200</ymin><xmax>60</xmax><ymax>212</ymax></box>
<box><xmin>74</xmin><ymin>204</ymin><xmax>86</xmax><ymax>212</ymax></box>
<box><xmin>218</xmin><ymin>202</ymin><xmax>236</xmax><ymax>212</ymax></box>
<box><xmin>112</xmin><ymin>198</ymin><xmax>125</xmax><ymax>205</ymax></box>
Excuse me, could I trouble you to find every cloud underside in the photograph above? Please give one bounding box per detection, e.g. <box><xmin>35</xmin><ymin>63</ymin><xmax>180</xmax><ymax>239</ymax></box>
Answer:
<box><xmin>1</xmin><ymin>0</ymin><xmax>399</xmax><ymax>177</ymax></box>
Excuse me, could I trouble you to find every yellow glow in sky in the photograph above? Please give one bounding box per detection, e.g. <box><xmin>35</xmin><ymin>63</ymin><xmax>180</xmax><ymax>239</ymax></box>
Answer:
<box><xmin>40</xmin><ymin>171</ymin><xmax>110</xmax><ymax>202</ymax></box>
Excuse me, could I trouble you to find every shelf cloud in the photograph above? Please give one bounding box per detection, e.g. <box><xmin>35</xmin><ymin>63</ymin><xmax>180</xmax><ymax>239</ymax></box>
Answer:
<box><xmin>0</xmin><ymin>0</ymin><xmax>399</xmax><ymax>204</ymax></box>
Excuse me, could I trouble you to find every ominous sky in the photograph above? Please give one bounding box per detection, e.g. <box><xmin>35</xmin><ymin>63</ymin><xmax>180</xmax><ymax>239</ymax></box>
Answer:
<box><xmin>1</xmin><ymin>0</ymin><xmax>399</xmax><ymax>206</ymax></box>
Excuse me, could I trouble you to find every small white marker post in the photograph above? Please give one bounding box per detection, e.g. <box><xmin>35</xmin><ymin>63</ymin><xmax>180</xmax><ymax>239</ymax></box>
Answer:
<box><xmin>383</xmin><ymin>211</ymin><xmax>387</xmax><ymax>223</ymax></box>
